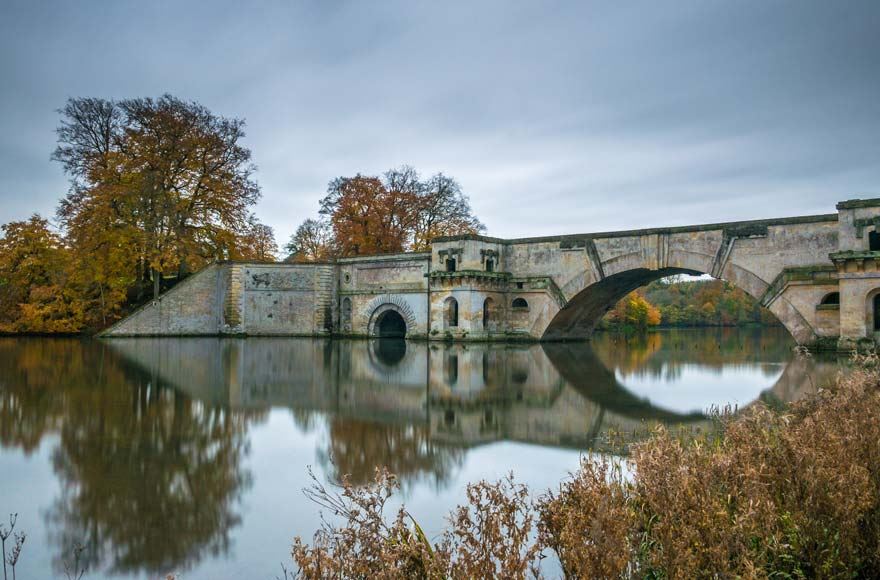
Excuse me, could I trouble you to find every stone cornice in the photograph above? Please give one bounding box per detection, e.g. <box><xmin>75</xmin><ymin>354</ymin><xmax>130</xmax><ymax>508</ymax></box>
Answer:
<box><xmin>829</xmin><ymin>250</ymin><xmax>880</xmax><ymax>262</ymax></box>
<box><xmin>433</xmin><ymin>214</ymin><xmax>837</xmax><ymax>246</ymax></box>
<box><xmin>836</xmin><ymin>197</ymin><xmax>880</xmax><ymax>210</ymax></box>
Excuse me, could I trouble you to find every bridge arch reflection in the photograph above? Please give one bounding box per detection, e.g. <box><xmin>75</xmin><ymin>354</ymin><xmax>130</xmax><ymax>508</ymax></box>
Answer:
<box><xmin>98</xmin><ymin>330</ymin><xmax>834</xmax><ymax>458</ymax></box>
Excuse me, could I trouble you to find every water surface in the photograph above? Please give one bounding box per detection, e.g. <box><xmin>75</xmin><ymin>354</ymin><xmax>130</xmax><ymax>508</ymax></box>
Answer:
<box><xmin>0</xmin><ymin>328</ymin><xmax>836</xmax><ymax>579</ymax></box>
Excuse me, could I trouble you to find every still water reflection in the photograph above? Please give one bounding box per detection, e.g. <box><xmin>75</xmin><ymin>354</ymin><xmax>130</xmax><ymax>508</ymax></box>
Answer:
<box><xmin>0</xmin><ymin>328</ymin><xmax>836</xmax><ymax>579</ymax></box>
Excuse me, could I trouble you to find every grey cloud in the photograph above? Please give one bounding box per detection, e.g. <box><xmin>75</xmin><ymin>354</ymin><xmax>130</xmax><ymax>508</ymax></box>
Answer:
<box><xmin>1</xmin><ymin>0</ymin><xmax>878</xmax><ymax>244</ymax></box>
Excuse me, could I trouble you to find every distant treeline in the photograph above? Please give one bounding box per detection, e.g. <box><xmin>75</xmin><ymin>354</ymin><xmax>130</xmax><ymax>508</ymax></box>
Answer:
<box><xmin>600</xmin><ymin>277</ymin><xmax>780</xmax><ymax>332</ymax></box>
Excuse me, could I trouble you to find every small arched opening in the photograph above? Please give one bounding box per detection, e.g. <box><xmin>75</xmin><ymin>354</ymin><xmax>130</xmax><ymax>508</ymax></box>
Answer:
<box><xmin>870</xmin><ymin>230</ymin><xmax>880</xmax><ymax>251</ymax></box>
<box><xmin>485</xmin><ymin>258</ymin><xmax>495</xmax><ymax>272</ymax></box>
<box><xmin>341</xmin><ymin>297</ymin><xmax>352</xmax><ymax>330</ymax></box>
<box><xmin>446</xmin><ymin>257</ymin><xmax>457</xmax><ymax>272</ymax></box>
<box><xmin>820</xmin><ymin>292</ymin><xmax>840</xmax><ymax>306</ymax></box>
<box><xmin>512</xmin><ymin>297</ymin><xmax>529</xmax><ymax>310</ymax></box>
<box><xmin>376</xmin><ymin>309</ymin><xmax>407</xmax><ymax>338</ymax></box>
<box><xmin>874</xmin><ymin>294</ymin><xmax>880</xmax><ymax>332</ymax></box>
<box><xmin>445</xmin><ymin>297</ymin><xmax>459</xmax><ymax>328</ymax></box>
<box><xmin>483</xmin><ymin>297</ymin><xmax>494</xmax><ymax>329</ymax></box>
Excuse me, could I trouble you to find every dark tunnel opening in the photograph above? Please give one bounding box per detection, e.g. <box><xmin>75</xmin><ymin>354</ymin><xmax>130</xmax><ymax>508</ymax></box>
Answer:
<box><xmin>376</xmin><ymin>310</ymin><xmax>407</xmax><ymax>338</ymax></box>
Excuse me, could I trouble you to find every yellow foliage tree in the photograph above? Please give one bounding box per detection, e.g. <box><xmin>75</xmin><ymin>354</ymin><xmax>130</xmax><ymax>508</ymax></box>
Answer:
<box><xmin>0</xmin><ymin>215</ymin><xmax>83</xmax><ymax>333</ymax></box>
<box><xmin>606</xmin><ymin>291</ymin><xmax>662</xmax><ymax>331</ymax></box>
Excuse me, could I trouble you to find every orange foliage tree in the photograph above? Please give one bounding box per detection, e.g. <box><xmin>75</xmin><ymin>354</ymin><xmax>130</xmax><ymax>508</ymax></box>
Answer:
<box><xmin>290</xmin><ymin>166</ymin><xmax>484</xmax><ymax>259</ymax></box>
<box><xmin>233</xmin><ymin>217</ymin><xmax>278</xmax><ymax>262</ymax></box>
<box><xmin>605</xmin><ymin>291</ymin><xmax>662</xmax><ymax>331</ymax></box>
<box><xmin>320</xmin><ymin>174</ymin><xmax>407</xmax><ymax>256</ymax></box>
<box><xmin>0</xmin><ymin>215</ymin><xmax>83</xmax><ymax>333</ymax></box>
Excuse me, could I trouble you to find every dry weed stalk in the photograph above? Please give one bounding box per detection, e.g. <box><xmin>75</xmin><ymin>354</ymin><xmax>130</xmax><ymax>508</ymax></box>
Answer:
<box><xmin>292</xmin><ymin>468</ymin><xmax>542</xmax><ymax>579</ymax></box>
<box><xmin>64</xmin><ymin>543</ymin><xmax>86</xmax><ymax>580</ymax></box>
<box><xmin>0</xmin><ymin>514</ymin><xmax>24</xmax><ymax>580</ymax></box>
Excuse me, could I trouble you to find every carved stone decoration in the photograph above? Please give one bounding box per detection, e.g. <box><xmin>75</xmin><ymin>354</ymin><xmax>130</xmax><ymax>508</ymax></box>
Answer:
<box><xmin>251</xmin><ymin>273</ymin><xmax>271</xmax><ymax>288</ymax></box>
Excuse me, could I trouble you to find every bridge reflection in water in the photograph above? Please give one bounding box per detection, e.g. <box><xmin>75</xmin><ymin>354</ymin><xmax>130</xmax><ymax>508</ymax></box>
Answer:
<box><xmin>104</xmin><ymin>328</ymin><xmax>835</xmax><ymax>458</ymax></box>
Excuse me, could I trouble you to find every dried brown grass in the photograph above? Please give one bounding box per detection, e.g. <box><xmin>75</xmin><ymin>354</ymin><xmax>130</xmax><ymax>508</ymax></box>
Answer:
<box><xmin>292</xmin><ymin>355</ymin><xmax>880</xmax><ymax>579</ymax></box>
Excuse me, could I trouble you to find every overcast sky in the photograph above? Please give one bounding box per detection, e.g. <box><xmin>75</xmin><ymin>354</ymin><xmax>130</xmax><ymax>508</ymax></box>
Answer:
<box><xmin>1</xmin><ymin>0</ymin><xmax>879</xmax><ymax>245</ymax></box>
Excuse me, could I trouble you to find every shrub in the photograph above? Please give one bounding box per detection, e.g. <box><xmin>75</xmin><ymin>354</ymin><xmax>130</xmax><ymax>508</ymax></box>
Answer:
<box><xmin>292</xmin><ymin>469</ymin><xmax>540</xmax><ymax>579</ymax></box>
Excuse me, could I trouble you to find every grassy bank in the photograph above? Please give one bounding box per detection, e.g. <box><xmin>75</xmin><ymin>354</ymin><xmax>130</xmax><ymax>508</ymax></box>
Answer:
<box><xmin>292</xmin><ymin>355</ymin><xmax>880</xmax><ymax>579</ymax></box>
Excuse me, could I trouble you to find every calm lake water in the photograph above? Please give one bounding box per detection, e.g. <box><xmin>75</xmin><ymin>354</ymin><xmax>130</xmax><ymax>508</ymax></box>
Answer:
<box><xmin>0</xmin><ymin>328</ymin><xmax>838</xmax><ymax>579</ymax></box>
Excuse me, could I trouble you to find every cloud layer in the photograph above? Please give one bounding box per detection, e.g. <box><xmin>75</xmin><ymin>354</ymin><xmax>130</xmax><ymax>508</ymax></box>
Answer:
<box><xmin>1</xmin><ymin>0</ymin><xmax>878</xmax><ymax>244</ymax></box>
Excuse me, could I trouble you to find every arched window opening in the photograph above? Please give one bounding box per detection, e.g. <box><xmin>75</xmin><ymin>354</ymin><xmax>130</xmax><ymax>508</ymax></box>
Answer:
<box><xmin>820</xmin><ymin>292</ymin><xmax>840</xmax><ymax>306</ymax></box>
<box><xmin>376</xmin><ymin>310</ymin><xmax>407</xmax><ymax>338</ymax></box>
<box><xmin>485</xmin><ymin>258</ymin><xmax>495</xmax><ymax>272</ymax></box>
<box><xmin>445</xmin><ymin>297</ymin><xmax>459</xmax><ymax>327</ymax></box>
<box><xmin>874</xmin><ymin>294</ymin><xmax>880</xmax><ymax>331</ymax></box>
<box><xmin>341</xmin><ymin>297</ymin><xmax>352</xmax><ymax>327</ymax></box>
<box><xmin>446</xmin><ymin>258</ymin><xmax>457</xmax><ymax>272</ymax></box>
<box><xmin>512</xmin><ymin>297</ymin><xmax>529</xmax><ymax>310</ymax></box>
<box><xmin>870</xmin><ymin>230</ymin><xmax>880</xmax><ymax>251</ymax></box>
<box><xmin>482</xmin><ymin>297</ymin><xmax>493</xmax><ymax>328</ymax></box>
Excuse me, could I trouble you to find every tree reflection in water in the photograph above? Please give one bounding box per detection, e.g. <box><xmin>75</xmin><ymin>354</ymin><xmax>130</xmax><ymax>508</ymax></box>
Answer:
<box><xmin>593</xmin><ymin>327</ymin><xmax>798</xmax><ymax>380</ymax></box>
<box><xmin>0</xmin><ymin>338</ymin><xmax>263</xmax><ymax>577</ymax></box>
<box><xmin>318</xmin><ymin>419</ymin><xmax>463</xmax><ymax>488</ymax></box>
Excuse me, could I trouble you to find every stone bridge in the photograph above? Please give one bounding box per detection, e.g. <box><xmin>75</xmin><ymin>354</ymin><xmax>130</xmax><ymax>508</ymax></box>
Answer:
<box><xmin>103</xmin><ymin>197</ymin><xmax>880</xmax><ymax>350</ymax></box>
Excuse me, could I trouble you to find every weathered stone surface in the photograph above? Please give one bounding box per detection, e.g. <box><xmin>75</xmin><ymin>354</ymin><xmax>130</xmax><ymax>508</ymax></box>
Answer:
<box><xmin>104</xmin><ymin>198</ymin><xmax>880</xmax><ymax>350</ymax></box>
<box><xmin>102</xmin><ymin>264</ymin><xmax>224</xmax><ymax>336</ymax></box>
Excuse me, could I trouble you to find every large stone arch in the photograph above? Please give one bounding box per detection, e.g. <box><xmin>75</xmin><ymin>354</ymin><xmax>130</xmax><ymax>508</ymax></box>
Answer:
<box><xmin>541</xmin><ymin>249</ymin><xmax>817</xmax><ymax>344</ymax></box>
<box><xmin>365</xmin><ymin>294</ymin><xmax>419</xmax><ymax>338</ymax></box>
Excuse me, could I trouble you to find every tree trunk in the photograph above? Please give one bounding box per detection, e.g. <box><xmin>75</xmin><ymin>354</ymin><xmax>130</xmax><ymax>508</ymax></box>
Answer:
<box><xmin>135</xmin><ymin>258</ymin><xmax>144</xmax><ymax>302</ymax></box>
<box><xmin>152</xmin><ymin>268</ymin><xmax>160</xmax><ymax>299</ymax></box>
<box><xmin>178</xmin><ymin>256</ymin><xmax>189</xmax><ymax>279</ymax></box>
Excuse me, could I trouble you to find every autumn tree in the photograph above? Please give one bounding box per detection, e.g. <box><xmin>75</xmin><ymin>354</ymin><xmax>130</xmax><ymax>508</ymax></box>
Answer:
<box><xmin>639</xmin><ymin>277</ymin><xmax>781</xmax><ymax>328</ymax></box>
<box><xmin>54</xmin><ymin>95</ymin><xmax>262</xmax><ymax>303</ymax></box>
<box><xmin>285</xmin><ymin>218</ymin><xmax>334</xmax><ymax>262</ymax></box>
<box><xmin>313</xmin><ymin>166</ymin><xmax>484</xmax><ymax>258</ymax></box>
<box><xmin>0</xmin><ymin>215</ymin><xmax>82</xmax><ymax>333</ymax></box>
<box><xmin>233</xmin><ymin>216</ymin><xmax>278</xmax><ymax>262</ymax></box>
<box><xmin>605</xmin><ymin>291</ymin><xmax>661</xmax><ymax>332</ymax></box>
<box><xmin>319</xmin><ymin>174</ymin><xmax>410</xmax><ymax>256</ymax></box>
<box><xmin>411</xmin><ymin>172</ymin><xmax>484</xmax><ymax>251</ymax></box>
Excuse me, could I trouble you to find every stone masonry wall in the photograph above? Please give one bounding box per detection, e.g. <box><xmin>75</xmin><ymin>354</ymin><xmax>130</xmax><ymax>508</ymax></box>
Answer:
<box><xmin>240</xmin><ymin>263</ymin><xmax>334</xmax><ymax>335</ymax></box>
<box><xmin>102</xmin><ymin>264</ymin><xmax>223</xmax><ymax>336</ymax></box>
